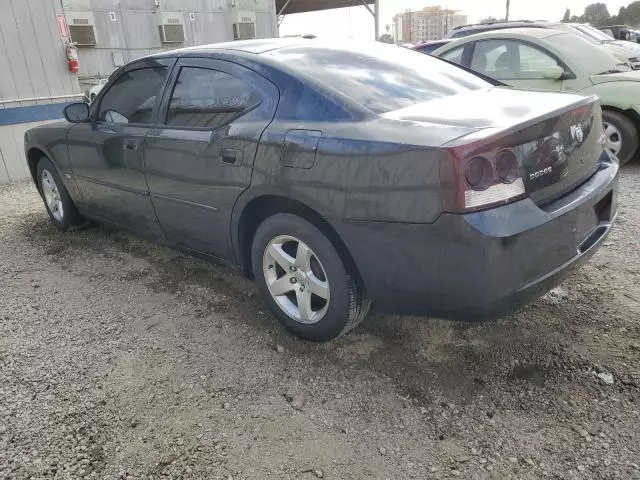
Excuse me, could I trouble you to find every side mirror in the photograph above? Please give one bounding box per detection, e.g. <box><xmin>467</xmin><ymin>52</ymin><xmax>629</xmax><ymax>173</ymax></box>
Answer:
<box><xmin>543</xmin><ymin>65</ymin><xmax>566</xmax><ymax>81</ymax></box>
<box><xmin>63</xmin><ymin>102</ymin><xmax>90</xmax><ymax>123</ymax></box>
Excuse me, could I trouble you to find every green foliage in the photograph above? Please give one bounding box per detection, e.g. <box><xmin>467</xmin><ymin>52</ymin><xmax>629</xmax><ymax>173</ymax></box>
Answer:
<box><xmin>378</xmin><ymin>34</ymin><xmax>394</xmax><ymax>44</ymax></box>
<box><xmin>479</xmin><ymin>17</ymin><xmax>500</xmax><ymax>24</ymax></box>
<box><xmin>567</xmin><ymin>1</ymin><xmax>640</xmax><ymax>27</ymax></box>
<box><xmin>619</xmin><ymin>2</ymin><xmax>640</xmax><ymax>26</ymax></box>
<box><xmin>583</xmin><ymin>3</ymin><xmax>611</xmax><ymax>25</ymax></box>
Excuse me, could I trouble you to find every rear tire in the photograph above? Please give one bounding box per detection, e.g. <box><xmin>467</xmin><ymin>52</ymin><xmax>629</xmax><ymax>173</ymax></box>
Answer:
<box><xmin>602</xmin><ymin>109</ymin><xmax>638</xmax><ymax>165</ymax></box>
<box><xmin>251</xmin><ymin>213</ymin><xmax>370</xmax><ymax>342</ymax></box>
<box><xmin>36</xmin><ymin>158</ymin><xmax>84</xmax><ymax>231</ymax></box>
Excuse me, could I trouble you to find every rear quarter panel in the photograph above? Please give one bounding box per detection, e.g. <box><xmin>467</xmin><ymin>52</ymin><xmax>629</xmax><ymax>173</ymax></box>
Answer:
<box><xmin>245</xmin><ymin>118</ymin><xmax>466</xmax><ymax>223</ymax></box>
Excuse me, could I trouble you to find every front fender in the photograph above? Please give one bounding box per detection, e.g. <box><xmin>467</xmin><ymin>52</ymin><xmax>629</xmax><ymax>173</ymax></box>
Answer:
<box><xmin>578</xmin><ymin>81</ymin><xmax>640</xmax><ymax>112</ymax></box>
<box><xmin>24</xmin><ymin>121</ymin><xmax>79</xmax><ymax>199</ymax></box>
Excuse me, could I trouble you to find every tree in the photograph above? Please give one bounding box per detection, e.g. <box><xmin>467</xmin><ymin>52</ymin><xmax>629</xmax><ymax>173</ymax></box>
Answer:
<box><xmin>562</xmin><ymin>8</ymin><xmax>571</xmax><ymax>22</ymax></box>
<box><xmin>479</xmin><ymin>16</ymin><xmax>499</xmax><ymax>24</ymax></box>
<box><xmin>378</xmin><ymin>34</ymin><xmax>394</xmax><ymax>44</ymax></box>
<box><xmin>582</xmin><ymin>3</ymin><xmax>610</xmax><ymax>26</ymax></box>
<box><xmin>621</xmin><ymin>2</ymin><xmax>640</xmax><ymax>26</ymax></box>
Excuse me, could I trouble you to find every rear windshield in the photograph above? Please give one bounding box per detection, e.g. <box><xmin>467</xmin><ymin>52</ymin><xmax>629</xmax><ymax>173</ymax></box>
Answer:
<box><xmin>547</xmin><ymin>32</ymin><xmax>632</xmax><ymax>74</ymax></box>
<box><xmin>265</xmin><ymin>42</ymin><xmax>489</xmax><ymax>114</ymax></box>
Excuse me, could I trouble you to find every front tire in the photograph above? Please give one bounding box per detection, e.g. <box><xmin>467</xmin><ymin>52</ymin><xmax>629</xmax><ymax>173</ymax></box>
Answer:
<box><xmin>36</xmin><ymin>158</ymin><xmax>84</xmax><ymax>231</ymax></box>
<box><xmin>251</xmin><ymin>214</ymin><xmax>370</xmax><ymax>342</ymax></box>
<box><xmin>602</xmin><ymin>110</ymin><xmax>638</xmax><ymax>165</ymax></box>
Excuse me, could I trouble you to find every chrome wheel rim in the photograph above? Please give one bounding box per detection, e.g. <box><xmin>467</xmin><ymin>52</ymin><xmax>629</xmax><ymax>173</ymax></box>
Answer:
<box><xmin>263</xmin><ymin>235</ymin><xmax>330</xmax><ymax>324</ymax></box>
<box><xmin>41</xmin><ymin>169</ymin><xmax>64</xmax><ymax>222</ymax></box>
<box><xmin>603</xmin><ymin>122</ymin><xmax>623</xmax><ymax>156</ymax></box>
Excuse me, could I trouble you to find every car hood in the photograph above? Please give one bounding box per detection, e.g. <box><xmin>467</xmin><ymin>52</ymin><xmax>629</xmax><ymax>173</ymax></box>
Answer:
<box><xmin>381</xmin><ymin>87</ymin><xmax>592</xmax><ymax>129</ymax></box>
<box><xmin>590</xmin><ymin>70</ymin><xmax>640</xmax><ymax>84</ymax></box>
<box><xmin>601</xmin><ymin>42</ymin><xmax>640</xmax><ymax>61</ymax></box>
<box><xmin>606</xmin><ymin>40</ymin><xmax>640</xmax><ymax>55</ymax></box>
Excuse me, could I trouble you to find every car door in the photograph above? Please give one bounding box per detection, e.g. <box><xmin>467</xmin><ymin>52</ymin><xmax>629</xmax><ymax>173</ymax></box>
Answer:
<box><xmin>67</xmin><ymin>58</ymin><xmax>174</xmax><ymax>236</ymax></box>
<box><xmin>469</xmin><ymin>39</ymin><xmax>566</xmax><ymax>92</ymax></box>
<box><xmin>144</xmin><ymin>58</ymin><xmax>278</xmax><ymax>261</ymax></box>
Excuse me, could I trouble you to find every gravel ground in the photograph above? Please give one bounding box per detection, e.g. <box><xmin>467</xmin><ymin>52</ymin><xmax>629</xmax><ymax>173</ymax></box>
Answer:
<box><xmin>1</xmin><ymin>165</ymin><xmax>639</xmax><ymax>480</ymax></box>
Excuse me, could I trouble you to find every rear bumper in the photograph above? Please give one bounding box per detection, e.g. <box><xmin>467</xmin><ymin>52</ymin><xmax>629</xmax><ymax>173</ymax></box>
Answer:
<box><xmin>329</xmin><ymin>155</ymin><xmax>618</xmax><ymax>320</ymax></box>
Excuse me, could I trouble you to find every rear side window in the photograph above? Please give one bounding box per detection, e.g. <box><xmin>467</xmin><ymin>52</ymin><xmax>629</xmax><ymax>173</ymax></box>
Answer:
<box><xmin>98</xmin><ymin>67</ymin><xmax>168</xmax><ymax>124</ymax></box>
<box><xmin>471</xmin><ymin>39</ymin><xmax>562</xmax><ymax>80</ymax></box>
<box><xmin>266</xmin><ymin>43</ymin><xmax>488</xmax><ymax>114</ymax></box>
<box><xmin>440</xmin><ymin>46</ymin><xmax>464</xmax><ymax>64</ymax></box>
<box><xmin>165</xmin><ymin>67</ymin><xmax>261</xmax><ymax>129</ymax></box>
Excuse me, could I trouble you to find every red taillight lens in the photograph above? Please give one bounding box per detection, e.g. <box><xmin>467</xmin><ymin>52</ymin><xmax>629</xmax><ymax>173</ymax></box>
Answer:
<box><xmin>446</xmin><ymin>146</ymin><xmax>526</xmax><ymax>212</ymax></box>
<box><xmin>494</xmin><ymin>149</ymin><xmax>519</xmax><ymax>184</ymax></box>
<box><xmin>464</xmin><ymin>156</ymin><xmax>493</xmax><ymax>190</ymax></box>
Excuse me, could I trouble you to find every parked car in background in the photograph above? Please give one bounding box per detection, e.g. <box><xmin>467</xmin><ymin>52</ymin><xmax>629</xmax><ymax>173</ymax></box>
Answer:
<box><xmin>86</xmin><ymin>78</ymin><xmax>108</xmax><ymax>102</ymax></box>
<box><xmin>434</xmin><ymin>28</ymin><xmax>640</xmax><ymax>164</ymax></box>
<box><xmin>447</xmin><ymin>20</ymin><xmax>546</xmax><ymax>38</ymax></box>
<box><xmin>410</xmin><ymin>39</ymin><xmax>453</xmax><ymax>55</ymax></box>
<box><xmin>599</xmin><ymin>25</ymin><xmax>638</xmax><ymax>41</ymax></box>
<box><xmin>448</xmin><ymin>20</ymin><xmax>640</xmax><ymax>69</ymax></box>
<box><xmin>24</xmin><ymin>39</ymin><xmax>617</xmax><ymax>341</ymax></box>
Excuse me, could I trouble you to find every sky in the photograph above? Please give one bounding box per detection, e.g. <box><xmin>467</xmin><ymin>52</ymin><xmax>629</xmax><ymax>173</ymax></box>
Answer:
<box><xmin>279</xmin><ymin>0</ymin><xmax>630</xmax><ymax>40</ymax></box>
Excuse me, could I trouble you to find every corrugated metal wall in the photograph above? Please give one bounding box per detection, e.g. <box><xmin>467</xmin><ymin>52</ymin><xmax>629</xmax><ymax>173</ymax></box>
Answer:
<box><xmin>60</xmin><ymin>0</ymin><xmax>277</xmax><ymax>89</ymax></box>
<box><xmin>0</xmin><ymin>0</ymin><xmax>82</xmax><ymax>108</ymax></box>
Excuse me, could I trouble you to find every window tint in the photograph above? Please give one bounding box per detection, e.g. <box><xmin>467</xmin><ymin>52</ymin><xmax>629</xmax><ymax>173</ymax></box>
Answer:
<box><xmin>166</xmin><ymin>67</ymin><xmax>261</xmax><ymax>128</ymax></box>
<box><xmin>265</xmin><ymin>43</ymin><xmax>488</xmax><ymax>114</ymax></box>
<box><xmin>440</xmin><ymin>46</ymin><xmax>464</xmax><ymax>64</ymax></box>
<box><xmin>471</xmin><ymin>39</ymin><xmax>561</xmax><ymax>80</ymax></box>
<box><xmin>98</xmin><ymin>67</ymin><xmax>168</xmax><ymax>124</ymax></box>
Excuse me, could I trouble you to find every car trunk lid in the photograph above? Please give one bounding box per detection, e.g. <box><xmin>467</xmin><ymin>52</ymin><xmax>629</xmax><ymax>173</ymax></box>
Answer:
<box><xmin>386</xmin><ymin>87</ymin><xmax>605</xmax><ymax>211</ymax></box>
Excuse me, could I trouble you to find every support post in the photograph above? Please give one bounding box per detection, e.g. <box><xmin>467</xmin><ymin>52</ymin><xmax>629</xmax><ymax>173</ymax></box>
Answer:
<box><xmin>374</xmin><ymin>0</ymin><xmax>380</xmax><ymax>40</ymax></box>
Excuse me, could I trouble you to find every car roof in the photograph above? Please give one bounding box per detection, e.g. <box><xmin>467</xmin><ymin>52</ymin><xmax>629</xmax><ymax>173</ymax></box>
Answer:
<box><xmin>451</xmin><ymin>20</ymin><xmax>548</xmax><ymax>31</ymax></box>
<box><xmin>451</xmin><ymin>27</ymin><xmax>566</xmax><ymax>41</ymax></box>
<box><xmin>163</xmin><ymin>38</ymin><xmax>318</xmax><ymax>56</ymax></box>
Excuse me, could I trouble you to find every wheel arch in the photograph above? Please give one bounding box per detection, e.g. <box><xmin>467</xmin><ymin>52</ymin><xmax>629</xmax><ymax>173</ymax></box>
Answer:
<box><xmin>601</xmin><ymin>104</ymin><xmax>640</xmax><ymax>127</ymax></box>
<box><xmin>235</xmin><ymin>194</ymin><xmax>365</xmax><ymax>290</ymax></box>
<box><xmin>26</xmin><ymin>147</ymin><xmax>52</xmax><ymax>189</ymax></box>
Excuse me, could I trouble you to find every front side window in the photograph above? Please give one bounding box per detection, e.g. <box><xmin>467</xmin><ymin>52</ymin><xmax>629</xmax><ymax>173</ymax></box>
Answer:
<box><xmin>98</xmin><ymin>67</ymin><xmax>168</xmax><ymax>124</ymax></box>
<box><xmin>471</xmin><ymin>39</ymin><xmax>561</xmax><ymax>80</ymax></box>
<box><xmin>165</xmin><ymin>67</ymin><xmax>261</xmax><ymax>128</ymax></box>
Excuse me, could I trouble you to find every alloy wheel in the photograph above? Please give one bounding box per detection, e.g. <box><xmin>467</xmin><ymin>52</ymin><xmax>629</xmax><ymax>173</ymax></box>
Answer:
<box><xmin>262</xmin><ymin>235</ymin><xmax>330</xmax><ymax>324</ymax></box>
<box><xmin>41</xmin><ymin>169</ymin><xmax>64</xmax><ymax>222</ymax></box>
<box><xmin>603</xmin><ymin>121</ymin><xmax>623</xmax><ymax>156</ymax></box>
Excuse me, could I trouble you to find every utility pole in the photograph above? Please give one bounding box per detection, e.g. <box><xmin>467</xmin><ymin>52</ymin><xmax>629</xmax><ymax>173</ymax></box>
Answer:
<box><xmin>374</xmin><ymin>0</ymin><xmax>380</xmax><ymax>40</ymax></box>
<box><xmin>505</xmin><ymin>0</ymin><xmax>510</xmax><ymax>21</ymax></box>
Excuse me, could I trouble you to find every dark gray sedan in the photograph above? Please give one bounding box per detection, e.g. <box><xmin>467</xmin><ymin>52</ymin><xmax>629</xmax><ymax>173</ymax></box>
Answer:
<box><xmin>25</xmin><ymin>39</ymin><xmax>618</xmax><ymax>342</ymax></box>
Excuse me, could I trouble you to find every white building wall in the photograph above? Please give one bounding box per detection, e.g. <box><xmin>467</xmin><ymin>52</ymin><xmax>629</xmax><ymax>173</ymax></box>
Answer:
<box><xmin>0</xmin><ymin>121</ymin><xmax>59</xmax><ymax>184</ymax></box>
<box><xmin>59</xmin><ymin>0</ymin><xmax>277</xmax><ymax>90</ymax></box>
<box><xmin>0</xmin><ymin>0</ymin><xmax>276</xmax><ymax>184</ymax></box>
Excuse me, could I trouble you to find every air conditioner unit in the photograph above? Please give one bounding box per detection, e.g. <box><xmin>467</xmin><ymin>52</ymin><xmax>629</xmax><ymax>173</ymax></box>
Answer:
<box><xmin>66</xmin><ymin>12</ymin><xmax>97</xmax><ymax>46</ymax></box>
<box><xmin>158</xmin><ymin>12</ymin><xmax>185</xmax><ymax>43</ymax></box>
<box><xmin>232</xmin><ymin>10</ymin><xmax>256</xmax><ymax>40</ymax></box>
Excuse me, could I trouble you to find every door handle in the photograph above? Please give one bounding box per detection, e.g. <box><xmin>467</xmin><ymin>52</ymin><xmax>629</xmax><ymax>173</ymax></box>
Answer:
<box><xmin>124</xmin><ymin>140</ymin><xmax>139</xmax><ymax>151</ymax></box>
<box><xmin>221</xmin><ymin>148</ymin><xmax>242</xmax><ymax>165</ymax></box>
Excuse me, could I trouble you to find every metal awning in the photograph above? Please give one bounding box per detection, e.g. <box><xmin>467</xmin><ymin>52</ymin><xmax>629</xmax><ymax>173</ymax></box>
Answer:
<box><xmin>276</xmin><ymin>0</ymin><xmax>379</xmax><ymax>39</ymax></box>
<box><xmin>276</xmin><ymin>0</ymin><xmax>374</xmax><ymax>15</ymax></box>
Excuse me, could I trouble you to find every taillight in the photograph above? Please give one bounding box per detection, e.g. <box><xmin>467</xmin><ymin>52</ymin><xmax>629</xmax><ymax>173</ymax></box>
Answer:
<box><xmin>447</xmin><ymin>144</ymin><xmax>527</xmax><ymax>212</ymax></box>
<box><xmin>440</xmin><ymin>101</ymin><xmax>599</xmax><ymax>213</ymax></box>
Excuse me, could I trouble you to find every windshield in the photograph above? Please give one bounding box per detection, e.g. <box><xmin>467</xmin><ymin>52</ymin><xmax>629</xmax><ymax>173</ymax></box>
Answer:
<box><xmin>265</xmin><ymin>42</ymin><xmax>489</xmax><ymax>114</ymax></box>
<box><xmin>572</xmin><ymin>24</ymin><xmax>615</xmax><ymax>42</ymax></box>
<box><xmin>546</xmin><ymin>32</ymin><xmax>631</xmax><ymax>74</ymax></box>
